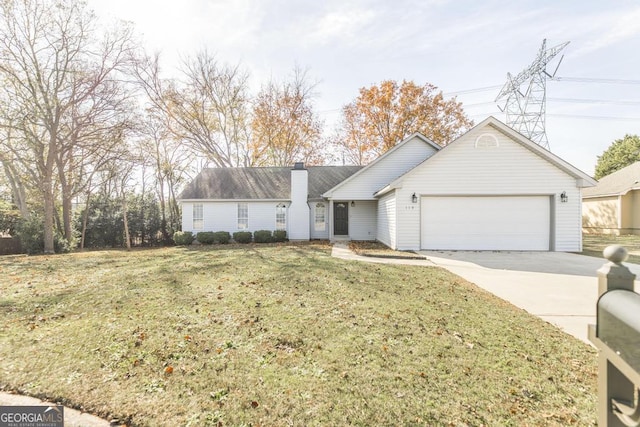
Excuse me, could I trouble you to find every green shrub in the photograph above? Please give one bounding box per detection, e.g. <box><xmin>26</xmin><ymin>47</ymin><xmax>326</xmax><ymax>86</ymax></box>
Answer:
<box><xmin>213</xmin><ymin>231</ymin><xmax>231</xmax><ymax>244</ymax></box>
<box><xmin>173</xmin><ymin>231</ymin><xmax>195</xmax><ymax>245</ymax></box>
<box><xmin>55</xmin><ymin>234</ymin><xmax>72</xmax><ymax>253</ymax></box>
<box><xmin>16</xmin><ymin>215</ymin><xmax>44</xmax><ymax>254</ymax></box>
<box><xmin>254</xmin><ymin>230</ymin><xmax>273</xmax><ymax>243</ymax></box>
<box><xmin>273</xmin><ymin>230</ymin><xmax>287</xmax><ymax>242</ymax></box>
<box><xmin>14</xmin><ymin>215</ymin><xmax>72</xmax><ymax>254</ymax></box>
<box><xmin>233</xmin><ymin>231</ymin><xmax>252</xmax><ymax>243</ymax></box>
<box><xmin>196</xmin><ymin>231</ymin><xmax>215</xmax><ymax>244</ymax></box>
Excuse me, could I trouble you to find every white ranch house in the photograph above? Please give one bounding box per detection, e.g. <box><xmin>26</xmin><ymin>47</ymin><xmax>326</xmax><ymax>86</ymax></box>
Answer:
<box><xmin>178</xmin><ymin>117</ymin><xmax>596</xmax><ymax>251</ymax></box>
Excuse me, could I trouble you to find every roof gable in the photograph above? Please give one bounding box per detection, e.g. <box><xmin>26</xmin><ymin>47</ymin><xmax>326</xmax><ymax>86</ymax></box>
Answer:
<box><xmin>323</xmin><ymin>132</ymin><xmax>441</xmax><ymax>198</ymax></box>
<box><xmin>583</xmin><ymin>161</ymin><xmax>640</xmax><ymax>198</ymax></box>
<box><xmin>376</xmin><ymin>116</ymin><xmax>596</xmax><ymax>196</ymax></box>
<box><xmin>476</xmin><ymin>117</ymin><xmax>596</xmax><ymax>185</ymax></box>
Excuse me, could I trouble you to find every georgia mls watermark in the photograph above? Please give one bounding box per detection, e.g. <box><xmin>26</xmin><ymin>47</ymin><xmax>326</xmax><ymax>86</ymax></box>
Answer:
<box><xmin>0</xmin><ymin>405</ymin><xmax>64</xmax><ymax>427</ymax></box>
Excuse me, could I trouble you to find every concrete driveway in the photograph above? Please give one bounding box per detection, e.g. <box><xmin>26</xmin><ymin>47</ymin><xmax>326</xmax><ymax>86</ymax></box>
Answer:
<box><xmin>419</xmin><ymin>250</ymin><xmax>640</xmax><ymax>344</ymax></box>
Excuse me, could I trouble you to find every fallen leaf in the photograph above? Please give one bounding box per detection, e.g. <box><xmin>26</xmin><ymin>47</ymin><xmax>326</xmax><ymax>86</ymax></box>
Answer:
<box><xmin>251</xmin><ymin>401</ymin><xmax>259</xmax><ymax>408</ymax></box>
<box><xmin>164</xmin><ymin>366</ymin><xmax>173</xmax><ymax>374</ymax></box>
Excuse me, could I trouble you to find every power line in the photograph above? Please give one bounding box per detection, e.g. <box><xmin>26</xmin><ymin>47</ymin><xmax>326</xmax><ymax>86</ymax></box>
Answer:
<box><xmin>442</xmin><ymin>85</ymin><xmax>502</xmax><ymax>97</ymax></box>
<box><xmin>469</xmin><ymin>111</ymin><xmax>640</xmax><ymax>122</ymax></box>
<box><xmin>321</xmin><ymin>77</ymin><xmax>640</xmax><ymax>117</ymax></box>
<box><xmin>445</xmin><ymin>76</ymin><xmax>640</xmax><ymax>99</ymax></box>
<box><xmin>550</xmin><ymin>98</ymin><xmax>640</xmax><ymax>106</ymax></box>
<box><xmin>547</xmin><ymin>113</ymin><xmax>640</xmax><ymax>122</ymax></box>
<box><xmin>463</xmin><ymin>98</ymin><xmax>640</xmax><ymax>108</ymax></box>
<box><xmin>552</xmin><ymin>77</ymin><xmax>640</xmax><ymax>85</ymax></box>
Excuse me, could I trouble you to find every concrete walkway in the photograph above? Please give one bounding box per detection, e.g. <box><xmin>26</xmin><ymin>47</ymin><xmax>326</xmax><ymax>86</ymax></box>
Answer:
<box><xmin>0</xmin><ymin>392</ymin><xmax>111</xmax><ymax>426</ymax></box>
<box><xmin>331</xmin><ymin>243</ymin><xmax>640</xmax><ymax>344</ymax></box>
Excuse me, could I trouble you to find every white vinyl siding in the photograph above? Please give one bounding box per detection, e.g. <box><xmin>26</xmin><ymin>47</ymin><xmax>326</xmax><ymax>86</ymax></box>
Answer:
<box><xmin>314</xmin><ymin>203</ymin><xmax>326</xmax><ymax>231</ymax></box>
<box><xmin>327</xmin><ymin>136</ymin><xmax>437</xmax><ymax>200</ymax></box>
<box><xmin>421</xmin><ymin>196</ymin><xmax>550</xmax><ymax>250</ymax></box>
<box><xmin>275</xmin><ymin>203</ymin><xmax>286</xmax><ymax>230</ymax></box>
<box><xmin>181</xmin><ymin>201</ymin><xmax>289</xmax><ymax>234</ymax></box>
<box><xmin>394</xmin><ymin>125</ymin><xmax>582</xmax><ymax>251</ymax></box>
<box><xmin>237</xmin><ymin>203</ymin><xmax>248</xmax><ymax>230</ymax></box>
<box><xmin>349</xmin><ymin>200</ymin><xmax>377</xmax><ymax>241</ymax></box>
<box><xmin>377</xmin><ymin>192</ymin><xmax>396</xmax><ymax>249</ymax></box>
<box><xmin>193</xmin><ymin>203</ymin><xmax>204</xmax><ymax>230</ymax></box>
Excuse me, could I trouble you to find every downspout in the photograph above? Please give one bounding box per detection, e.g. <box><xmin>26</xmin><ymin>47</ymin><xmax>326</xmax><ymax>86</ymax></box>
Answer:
<box><xmin>328</xmin><ymin>199</ymin><xmax>334</xmax><ymax>242</ymax></box>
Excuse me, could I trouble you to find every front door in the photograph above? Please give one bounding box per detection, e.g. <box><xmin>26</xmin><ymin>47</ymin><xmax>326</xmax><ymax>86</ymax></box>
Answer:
<box><xmin>334</xmin><ymin>202</ymin><xmax>349</xmax><ymax>236</ymax></box>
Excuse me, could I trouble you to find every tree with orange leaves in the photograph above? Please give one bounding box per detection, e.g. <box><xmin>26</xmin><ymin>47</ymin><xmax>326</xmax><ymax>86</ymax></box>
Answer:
<box><xmin>334</xmin><ymin>80</ymin><xmax>473</xmax><ymax>165</ymax></box>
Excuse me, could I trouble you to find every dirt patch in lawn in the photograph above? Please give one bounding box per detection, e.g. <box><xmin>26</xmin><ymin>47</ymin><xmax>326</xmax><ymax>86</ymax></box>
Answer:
<box><xmin>349</xmin><ymin>241</ymin><xmax>426</xmax><ymax>259</ymax></box>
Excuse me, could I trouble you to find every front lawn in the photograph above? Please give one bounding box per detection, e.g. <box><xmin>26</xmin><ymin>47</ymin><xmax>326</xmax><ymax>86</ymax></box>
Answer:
<box><xmin>0</xmin><ymin>243</ymin><xmax>596</xmax><ymax>426</ymax></box>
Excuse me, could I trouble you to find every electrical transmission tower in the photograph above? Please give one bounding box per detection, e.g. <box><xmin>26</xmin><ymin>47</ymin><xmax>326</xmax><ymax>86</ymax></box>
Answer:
<box><xmin>495</xmin><ymin>39</ymin><xmax>569</xmax><ymax>150</ymax></box>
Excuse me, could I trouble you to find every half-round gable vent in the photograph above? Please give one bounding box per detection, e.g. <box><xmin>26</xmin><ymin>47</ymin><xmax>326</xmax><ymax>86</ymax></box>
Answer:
<box><xmin>474</xmin><ymin>133</ymin><xmax>499</xmax><ymax>148</ymax></box>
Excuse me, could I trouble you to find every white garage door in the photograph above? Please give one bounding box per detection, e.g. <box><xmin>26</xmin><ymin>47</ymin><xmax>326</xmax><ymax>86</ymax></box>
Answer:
<box><xmin>421</xmin><ymin>196</ymin><xmax>551</xmax><ymax>250</ymax></box>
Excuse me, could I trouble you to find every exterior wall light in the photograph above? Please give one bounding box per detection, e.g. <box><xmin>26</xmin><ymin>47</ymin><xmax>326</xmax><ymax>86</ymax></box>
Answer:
<box><xmin>351</xmin><ymin>200</ymin><xmax>355</xmax><ymax>207</ymax></box>
<box><xmin>411</xmin><ymin>193</ymin><xmax>418</xmax><ymax>203</ymax></box>
<box><xmin>560</xmin><ymin>191</ymin><xmax>568</xmax><ymax>203</ymax></box>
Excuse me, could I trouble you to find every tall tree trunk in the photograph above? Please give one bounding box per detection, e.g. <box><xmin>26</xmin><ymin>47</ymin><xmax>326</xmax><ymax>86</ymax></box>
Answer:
<box><xmin>168</xmin><ymin>180</ymin><xmax>181</xmax><ymax>232</ymax></box>
<box><xmin>122</xmin><ymin>194</ymin><xmax>131</xmax><ymax>251</ymax></box>
<box><xmin>80</xmin><ymin>191</ymin><xmax>91</xmax><ymax>250</ymax></box>
<box><xmin>43</xmin><ymin>127</ymin><xmax>59</xmax><ymax>254</ymax></box>
<box><xmin>61</xmin><ymin>184</ymin><xmax>73</xmax><ymax>243</ymax></box>
<box><xmin>43</xmin><ymin>179</ymin><xmax>55</xmax><ymax>254</ymax></box>
<box><xmin>158</xmin><ymin>183</ymin><xmax>169</xmax><ymax>242</ymax></box>
<box><xmin>58</xmin><ymin>150</ymin><xmax>74</xmax><ymax>243</ymax></box>
<box><xmin>2</xmin><ymin>162</ymin><xmax>29</xmax><ymax>219</ymax></box>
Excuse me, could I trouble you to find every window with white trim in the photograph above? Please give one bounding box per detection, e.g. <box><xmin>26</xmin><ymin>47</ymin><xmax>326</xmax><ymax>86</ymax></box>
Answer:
<box><xmin>275</xmin><ymin>203</ymin><xmax>286</xmax><ymax>230</ymax></box>
<box><xmin>237</xmin><ymin>203</ymin><xmax>248</xmax><ymax>230</ymax></box>
<box><xmin>193</xmin><ymin>203</ymin><xmax>203</xmax><ymax>230</ymax></box>
<box><xmin>315</xmin><ymin>203</ymin><xmax>326</xmax><ymax>231</ymax></box>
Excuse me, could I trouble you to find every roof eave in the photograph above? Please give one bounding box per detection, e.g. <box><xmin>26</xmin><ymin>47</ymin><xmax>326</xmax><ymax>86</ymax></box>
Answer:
<box><xmin>583</xmin><ymin>187</ymin><xmax>640</xmax><ymax>199</ymax></box>
<box><xmin>373</xmin><ymin>185</ymin><xmax>396</xmax><ymax>198</ymax></box>
<box><xmin>178</xmin><ymin>198</ymin><xmax>290</xmax><ymax>203</ymax></box>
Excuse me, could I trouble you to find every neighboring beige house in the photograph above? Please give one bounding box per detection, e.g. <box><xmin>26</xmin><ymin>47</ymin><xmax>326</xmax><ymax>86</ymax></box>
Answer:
<box><xmin>179</xmin><ymin>116</ymin><xmax>596</xmax><ymax>251</ymax></box>
<box><xmin>583</xmin><ymin>162</ymin><xmax>640</xmax><ymax>235</ymax></box>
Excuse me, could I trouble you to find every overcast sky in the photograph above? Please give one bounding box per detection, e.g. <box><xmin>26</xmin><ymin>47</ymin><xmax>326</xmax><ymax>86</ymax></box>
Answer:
<box><xmin>88</xmin><ymin>0</ymin><xmax>640</xmax><ymax>175</ymax></box>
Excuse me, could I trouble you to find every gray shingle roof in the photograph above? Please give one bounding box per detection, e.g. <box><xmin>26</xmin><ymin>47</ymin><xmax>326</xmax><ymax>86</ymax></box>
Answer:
<box><xmin>178</xmin><ymin>165</ymin><xmax>363</xmax><ymax>200</ymax></box>
<box><xmin>583</xmin><ymin>162</ymin><xmax>640</xmax><ymax>198</ymax></box>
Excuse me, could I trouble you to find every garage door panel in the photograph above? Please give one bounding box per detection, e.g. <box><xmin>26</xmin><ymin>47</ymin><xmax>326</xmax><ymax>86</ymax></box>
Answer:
<box><xmin>421</xmin><ymin>196</ymin><xmax>550</xmax><ymax>250</ymax></box>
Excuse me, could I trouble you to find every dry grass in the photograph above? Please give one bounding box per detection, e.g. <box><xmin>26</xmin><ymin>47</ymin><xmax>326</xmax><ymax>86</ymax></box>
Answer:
<box><xmin>0</xmin><ymin>243</ymin><xmax>597</xmax><ymax>426</ymax></box>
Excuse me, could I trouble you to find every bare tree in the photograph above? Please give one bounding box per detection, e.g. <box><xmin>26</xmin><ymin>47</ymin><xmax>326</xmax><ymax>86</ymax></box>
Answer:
<box><xmin>133</xmin><ymin>49</ymin><xmax>252</xmax><ymax>167</ymax></box>
<box><xmin>0</xmin><ymin>119</ymin><xmax>30</xmax><ymax>218</ymax></box>
<box><xmin>251</xmin><ymin>68</ymin><xmax>325</xmax><ymax>166</ymax></box>
<box><xmin>0</xmin><ymin>0</ymin><xmax>136</xmax><ymax>252</ymax></box>
<box><xmin>137</xmin><ymin>110</ymin><xmax>194</xmax><ymax>241</ymax></box>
